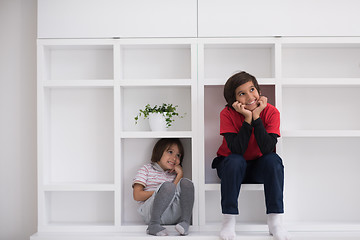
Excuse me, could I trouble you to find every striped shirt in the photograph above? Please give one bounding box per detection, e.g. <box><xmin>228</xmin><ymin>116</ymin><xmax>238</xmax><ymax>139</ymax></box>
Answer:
<box><xmin>133</xmin><ymin>163</ymin><xmax>177</xmax><ymax>192</ymax></box>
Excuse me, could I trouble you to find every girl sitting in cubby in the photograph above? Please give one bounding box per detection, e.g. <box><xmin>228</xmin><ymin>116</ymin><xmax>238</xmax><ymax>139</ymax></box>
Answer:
<box><xmin>132</xmin><ymin>138</ymin><xmax>194</xmax><ymax>236</ymax></box>
<box><xmin>212</xmin><ymin>71</ymin><xmax>290</xmax><ymax>240</ymax></box>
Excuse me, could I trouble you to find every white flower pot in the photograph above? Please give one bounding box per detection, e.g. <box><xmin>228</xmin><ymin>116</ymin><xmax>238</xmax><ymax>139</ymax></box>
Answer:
<box><xmin>148</xmin><ymin>113</ymin><xmax>168</xmax><ymax>131</ymax></box>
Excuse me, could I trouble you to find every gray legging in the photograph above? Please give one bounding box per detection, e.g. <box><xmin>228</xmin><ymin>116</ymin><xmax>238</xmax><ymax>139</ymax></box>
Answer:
<box><xmin>147</xmin><ymin>178</ymin><xmax>194</xmax><ymax>235</ymax></box>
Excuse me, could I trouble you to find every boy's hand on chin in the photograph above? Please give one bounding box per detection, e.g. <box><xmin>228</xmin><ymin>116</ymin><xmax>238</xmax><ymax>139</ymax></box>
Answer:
<box><xmin>252</xmin><ymin>96</ymin><xmax>268</xmax><ymax>120</ymax></box>
<box><xmin>232</xmin><ymin>101</ymin><xmax>252</xmax><ymax>124</ymax></box>
<box><xmin>232</xmin><ymin>101</ymin><xmax>252</xmax><ymax>117</ymax></box>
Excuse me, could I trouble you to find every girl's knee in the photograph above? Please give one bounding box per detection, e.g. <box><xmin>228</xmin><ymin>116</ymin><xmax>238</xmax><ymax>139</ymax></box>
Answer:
<box><xmin>179</xmin><ymin>178</ymin><xmax>194</xmax><ymax>190</ymax></box>
<box><xmin>159</xmin><ymin>181</ymin><xmax>176</xmax><ymax>194</ymax></box>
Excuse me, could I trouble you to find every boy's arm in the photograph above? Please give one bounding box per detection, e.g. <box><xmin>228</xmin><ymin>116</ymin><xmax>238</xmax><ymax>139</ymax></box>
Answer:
<box><xmin>223</xmin><ymin>121</ymin><xmax>253</xmax><ymax>155</ymax></box>
<box><xmin>133</xmin><ymin>183</ymin><xmax>154</xmax><ymax>202</ymax></box>
<box><xmin>252</xmin><ymin>118</ymin><xmax>278</xmax><ymax>154</ymax></box>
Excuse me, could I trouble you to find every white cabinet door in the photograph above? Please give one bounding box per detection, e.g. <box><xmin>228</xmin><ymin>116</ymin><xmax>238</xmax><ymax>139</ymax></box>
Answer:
<box><xmin>198</xmin><ymin>0</ymin><xmax>360</xmax><ymax>37</ymax></box>
<box><xmin>38</xmin><ymin>0</ymin><xmax>197</xmax><ymax>38</ymax></box>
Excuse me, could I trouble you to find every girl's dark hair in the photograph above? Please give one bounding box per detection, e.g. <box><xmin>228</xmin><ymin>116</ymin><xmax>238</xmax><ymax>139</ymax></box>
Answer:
<box><xmin>223</xmin><ymin>71</ymin><xmax>261</xmax><ymax>107</ymax></box>
<box><xmin>151</xmin><ymin>138</ymin><xmax>184</xmax><ymax>165</ymax></box>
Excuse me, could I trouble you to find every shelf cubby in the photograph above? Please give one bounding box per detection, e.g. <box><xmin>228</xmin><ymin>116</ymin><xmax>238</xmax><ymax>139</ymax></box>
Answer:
<box><xmin>42</xmin><ymin>45</ymin><xmax>114</xmax><ymax>81</ymax></box>
<box><xmin>44</xmin><ymin>191</ymin><xmax>115</xmax><ymax>226</ymax></box>
<box><xmin>282</xmin><ymin>43</ymin><xmax>360</xmax><ymax>79</ymax></box>
<box><xmin>282</xmin><ymin>137</ymin><xmax>360</xmax><ymax>223</ymax></box>
<box><xmin>204</xmin><ymin>85</ymin><xmax>276</xmax><ymax>184</ymax></box>
<box><xmin>203</xmin><ymin>43</ymin><xmax>276</xmax><ymax>81</ymax></box>
<box><xmin>120</xmin><ymin>44</ymin><xmax>192</xmax><ymax>81</ymax></box>
<box><xmin>120</xmin><ymin>138</ymin><xmax>192</xmax><ymax>225</ymax></box>
<box><xmin>42</xmin><ymin>87</ymin><xmax>114</xmax><ymax>184</ymax></box>
<box><xmin>205</xmin><ymin>191</ymin><xmax>266</xmax><ymax>225</ymax></box>
<box><xmin>282</xmin><ymin>86</ymin><xmax>360</xmax><ymax>131</ymax></box>
<box><xmin>120</xmin><ymin>86</ymin><xmax>191</xmax><ymax>132</ymax></box>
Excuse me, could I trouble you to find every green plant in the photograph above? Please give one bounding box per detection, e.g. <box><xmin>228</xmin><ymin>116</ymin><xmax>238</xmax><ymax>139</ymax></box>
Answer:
<box><xmin>134</xmin><ymin>103</ymin><xmax>184</xmax><ymax>128</ymax></box>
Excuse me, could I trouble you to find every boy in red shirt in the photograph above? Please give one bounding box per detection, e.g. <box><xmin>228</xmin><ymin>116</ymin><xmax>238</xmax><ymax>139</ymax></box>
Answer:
<box><xmin>212</xmin><ymin>71</ymin><xmax>290</xmax><ymax>240</ymax></box>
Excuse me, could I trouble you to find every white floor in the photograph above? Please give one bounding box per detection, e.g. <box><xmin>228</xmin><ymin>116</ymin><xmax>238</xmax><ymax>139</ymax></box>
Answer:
<box><xmin>31</xmin><ymin>231</ymin><xmax>360</xmax><ymax>240</ymax></box>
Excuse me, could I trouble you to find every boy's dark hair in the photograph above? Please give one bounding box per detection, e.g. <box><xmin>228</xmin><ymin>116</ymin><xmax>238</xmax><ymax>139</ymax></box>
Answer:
<box><xmin>151</xmin><ymin>138</ymin><xmax>184</xmax><ymax>165</ymax></box>
<box><xmin>223</xmin><ymin>71</ymin><xmax>261</xmax><ymax>107</ymax></box>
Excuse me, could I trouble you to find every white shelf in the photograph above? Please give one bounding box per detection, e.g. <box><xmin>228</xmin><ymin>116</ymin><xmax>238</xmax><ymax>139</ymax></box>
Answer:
<box><xmin>204</xmin><ymin>78</ymin><xmax>276</xmax><ymax>86</ymax></box>
<box><xmin>282</xmin><ymin>130</ymin><xmax>360</xmax><ymax>137</ymax></box>
<box><xmin>37</xmin><ymin>39</ymin><xmax>116</xmax><ymax>46</ymax></box>
<box><xmin>286</xmin><ymin>222</ymin><xmax>360</xmax><ymax>232</ymax></box>
<box><xmin>199</xmin><ymin>38</ymin><xmax>278</xmax><ymax>44</ymax></box>
<box><xmin>38</xmin><ymin>224</ymin><xmax>116</xmax><ymax>233</ymax></box>
<box><xmin>282</xmin><ymin>78</ymin><xmax>360</xmax><ymax>86</ymax></box>
<box><xmin>280</xmin><ymin>37</ymin><xmax>360</xmax><ymax>44</ymax></box>
<box><xmin>42</xmin><ymin>80</ymin><xmax>114</xmax><ymax>87</ymax></box>
<box><xmin>118</xmin><ymin>38</ymin><xmax>197</xmax><ymax>45</ymax></box>
<box><xmin>204</xmin><ymin>184</ymin><xmax>264</xmax><ymax>191</ymax></box>
<box><xmin>120</xmin><ymin>79</ymin><xmax>192</xmax><ymax>86</ymax></box>
<box><xmin>120</xmin><ymin>131</ymin><xmax>193</xmax><ymax>138</ymax></box>
<box><xmin>43</xmin><ymin>184</ymin><xmax>115</xmax><ymax>191</ymax></box>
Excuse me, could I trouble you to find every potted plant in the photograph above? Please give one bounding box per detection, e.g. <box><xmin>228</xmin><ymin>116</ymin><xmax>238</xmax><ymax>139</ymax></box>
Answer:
<box><xmin>134</xmin><ymin>103</ymin><xmax>184</xmax><ymax>131</ymax></box>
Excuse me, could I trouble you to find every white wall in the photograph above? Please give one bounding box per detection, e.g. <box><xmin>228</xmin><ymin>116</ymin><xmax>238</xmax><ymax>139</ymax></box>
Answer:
<box><xmin>0</xmin><ymin>0</ymin><xmax>37</xmax><ymax>240</ymax></box>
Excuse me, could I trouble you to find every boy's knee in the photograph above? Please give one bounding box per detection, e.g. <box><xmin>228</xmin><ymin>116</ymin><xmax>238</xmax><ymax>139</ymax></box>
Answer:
<box><xmin>217</xmin><ymin>154</ymin><xmax>246</xmax><ymax>179</ymax></box>
<box><xmin>226</xmin><ymin>154</ymin><xmax>247</xmax><ymax>172</ymax></box>
<box><xmin>263</xmin><ymin>153</ymin><xmax>284</xmax><ymax>170</ymax></box>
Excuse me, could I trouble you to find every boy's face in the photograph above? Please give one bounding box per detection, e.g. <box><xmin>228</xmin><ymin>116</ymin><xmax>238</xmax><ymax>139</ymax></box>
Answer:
<box><xmin>234</xmin><ymin>81</ymin><xmax>260</xmax><ymax>111</ymax></box>
<box><xmin>157</xmin><ymin>144</ymin><xmax>181</xmax><ymax>171</ymax></box>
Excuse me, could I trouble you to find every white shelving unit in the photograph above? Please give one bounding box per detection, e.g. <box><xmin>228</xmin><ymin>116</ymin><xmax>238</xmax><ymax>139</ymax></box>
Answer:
<box><xmin>197</xmin><ymin>37</ymin><xmax>360</xmax><ymax>232</ymax></box>
<box><xmin>36</xmin><ymin>38</ymin><xmax>198</xmax><ymax>232</ymax></box>
<box><xmin>34</xmin><ymin>37</ymin><xmax>360</xmax><ymax>239</ymax></box>
<box><xmin>279</xmin><ymin>37</ymin><xmax>360</xmax><ymax>232</ymax></box>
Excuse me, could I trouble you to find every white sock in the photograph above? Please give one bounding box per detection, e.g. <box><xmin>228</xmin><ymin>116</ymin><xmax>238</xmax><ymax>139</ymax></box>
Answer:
<box><xmin>220</xmin><ymin>214</ymin><xmax>236</xmax><ymax>240</ymax></box>
<box><xmin>267</xmin><ymin>214</ymin><xmax>291</xmax><ymax>240</ymax></box>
